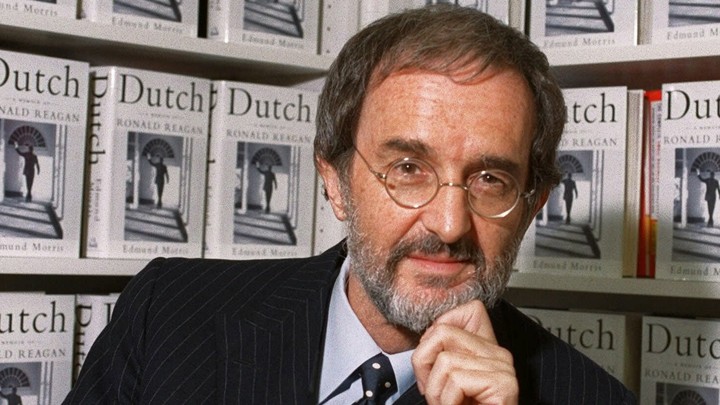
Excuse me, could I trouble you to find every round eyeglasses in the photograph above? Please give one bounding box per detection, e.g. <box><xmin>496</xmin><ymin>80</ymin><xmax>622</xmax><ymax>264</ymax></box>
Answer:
<box><xmin>354</xmin><ymin>148</ymin><xmax>535</xmax><ymax>219</ymax></box>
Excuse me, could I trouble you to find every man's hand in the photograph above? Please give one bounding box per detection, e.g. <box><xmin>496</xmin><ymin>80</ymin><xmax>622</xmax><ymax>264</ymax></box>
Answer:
<box><xmin>411</xmin><ymin>300</ymin><xmax>518</xmax><ymax>405</ymax></box>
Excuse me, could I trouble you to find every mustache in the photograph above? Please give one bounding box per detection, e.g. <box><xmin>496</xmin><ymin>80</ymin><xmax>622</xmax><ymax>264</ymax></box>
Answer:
<box><xmin>387</xmin><ymin>233</ymin><xmax>484</xmax><ymax>267</ymax></box>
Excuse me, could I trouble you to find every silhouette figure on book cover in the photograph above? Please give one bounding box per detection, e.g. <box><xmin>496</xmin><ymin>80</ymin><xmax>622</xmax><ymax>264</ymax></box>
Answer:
<box><xmin>0</xmin><ymin>386</ymin><xmax>23</xmax><ymax>405</ymax></box>
<box><xmin>561</xmin><ymin>172</ymin><xmax>578</xmax><ymax>224</ymax></box>
<box><xmin>697</xmin><ymin>169</ymin><xmax>720</xmax><ymax>227</ymax></box>
<box><xmin>255</xmin><ymin>163</ymin><xmax>277</xmax><ymax>213</ymax></box>
<box><xmin>147</xmin><ymin>154</ymin><xmax>169</xmax><ymax>209</ymax></box>
<box><xmin>13</xmin><ymin>141</ymin><xmax>40</xmax><ymax>202</ymax></box>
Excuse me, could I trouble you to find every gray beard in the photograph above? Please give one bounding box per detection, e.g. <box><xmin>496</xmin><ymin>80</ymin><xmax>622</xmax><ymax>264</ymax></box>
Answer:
<box><xmin>343</xmin><ymin>196</ymin><xmax>521</xmax><ymax>334</ymax></box>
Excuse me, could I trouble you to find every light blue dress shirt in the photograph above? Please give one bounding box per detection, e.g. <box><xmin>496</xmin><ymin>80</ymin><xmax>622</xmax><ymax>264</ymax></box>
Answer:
<box><xmin>318</xmin><ymin>256</ymin><xmax>415</xmax><ymax>404</ymax></box>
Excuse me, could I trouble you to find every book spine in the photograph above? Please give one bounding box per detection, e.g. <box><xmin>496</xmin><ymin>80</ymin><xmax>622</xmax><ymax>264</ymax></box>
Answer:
<box><xmin>206</xmin><ymin>0</ymin><xmax>231</xmax><ymax>42</ymax></box>
<box><xmin>79</xmin><ymin>0</ymin><xmax>99</xmax><ymax>20</ymax></box>
<box><xmin>624</xmin><ymin>90</ymin><xmax>644</xmax><ymax>277</ymax></box>
<box><xmin>203</xmin><ymin>82</ymin><xmax>227</xmax><ymax>258</ymax></box>
<box><xmin>84</xmin><ymin>67</ymin><xmax>116</xmax><ymax>258</ymax></box>
<box><xmin>646</xmin><ymin>90</ymin><xmax>662</xmax><ymax>278</ymax></box>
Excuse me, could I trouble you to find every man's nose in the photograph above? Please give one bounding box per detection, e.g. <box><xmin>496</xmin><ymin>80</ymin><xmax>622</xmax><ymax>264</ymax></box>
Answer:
<box><xmin>419</xmin><ymin>183</ymin><xmax>473</xmax><ymax>244</ymax></box>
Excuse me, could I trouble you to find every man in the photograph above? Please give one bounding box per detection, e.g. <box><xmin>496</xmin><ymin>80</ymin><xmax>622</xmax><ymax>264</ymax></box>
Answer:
<box><xmin>147</xmin><ymin>153</ymin><xmax>169</xmax><ymax>209</ymax></box>
<box><xmin>697</xmin><ymin>169</ymin><xmax>719</xmax><ymax>227</ymax></box>
<box><xmin>14</xmin><ymin>141</ymin><xmax>40</xmax><ymax>202</ymax></box>
<box><xmin>561</xmin><ymin>172</ymin><xmax>578</xmax><ymax>224</ymax></box>
<box><xmin>65</xmin><ymin>5</ymin><xmax>635</xmax><ymax>404</ymax></box>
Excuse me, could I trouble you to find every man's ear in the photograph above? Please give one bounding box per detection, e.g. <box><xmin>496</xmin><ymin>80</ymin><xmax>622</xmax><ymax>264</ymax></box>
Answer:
<box><xmin>316</xmin><ymin>157</ymin><xmax>348</xmax><ymax>221</ymax></box>
<box><xmin>533</xmin><ymin>189</ymin><xmax>550</xmax><ymax>217</ymax></box>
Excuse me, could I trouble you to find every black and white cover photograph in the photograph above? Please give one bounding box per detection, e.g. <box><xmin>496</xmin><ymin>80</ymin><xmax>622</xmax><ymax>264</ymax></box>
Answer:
<box><xmin>1</xmin><ymin>120</ymin><xmax>63</xmax><ymax>240</ymax></box>
<box><xmin>666</xmin><ymin>0</ymin><xmax>720</xmax><ymax>27</ymax></box>
<box><xmin>232</xmin><ymin>142</ymin><xmax>303</xmax><ymax>246</ymax></box>
<box><xmin>0</xmin><ymin>362</ymin><xmax>44</xmax><ymax>405</ymax></box>
<box><xmin>667</xmin><ymin>147</ymin><xmax>720</xmax><ymax>263</ymax></box>
<box><xmin>124</xmin><ymin>132</ymin><xmax>193</xmax><ymax>244</ymax></box>
<box><xmin>544</xmin><ymin>0</ymin><xmax>618</xmax><ymax>36</ymax></box>
<box><xmin>112</xmin><ymin>0</ymin><xmax>184</xmax><ymax>23</ymax></box>
<box><xmin>654</xmin><ymin>383</ymin><xmax>719</xmax><ymax>405</ymax></box>
<box><xmin>529</xmin><ymin>0</ymin><xmax>638</xmax><ymax>49</ymax></box>
<box><xmin>535</xmin><ymin>151</ymin><xmax>602</xmax><ymax>260</ymax></box>
<box><xmin>206</xmin><ymin>0</ymin><xmax>319</xmax><ymax>53</ymax></box>
<box><xmin>641</xmin><ymin>0</ymin><xmax>720</xmax><ymax>44</ymax></box>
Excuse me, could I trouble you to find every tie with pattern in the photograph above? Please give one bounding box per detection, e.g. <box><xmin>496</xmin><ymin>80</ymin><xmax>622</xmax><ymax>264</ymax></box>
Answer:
<box><xmin>353</xmin><ymin>352</ymin><xmax>398</xmax><ymax>405</ymax></box>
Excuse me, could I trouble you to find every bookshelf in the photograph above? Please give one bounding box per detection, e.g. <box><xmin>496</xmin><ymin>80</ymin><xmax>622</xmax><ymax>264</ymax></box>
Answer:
<box><xmin>1</xmin><ymin>11</ymin><xmax>719</xmax><ymax>320</ymax></box>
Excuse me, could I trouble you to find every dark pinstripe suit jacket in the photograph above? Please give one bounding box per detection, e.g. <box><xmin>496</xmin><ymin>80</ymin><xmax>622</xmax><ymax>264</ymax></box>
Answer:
<box><xmin>63</xmin><ymin>242</ymin><xmax>636</xmax><ymax>404</ymax></box>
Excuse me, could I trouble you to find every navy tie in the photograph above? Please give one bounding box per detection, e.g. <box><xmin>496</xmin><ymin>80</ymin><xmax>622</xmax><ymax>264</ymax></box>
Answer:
<box><xmin>353</xmin><ymin>353</ymin><xmax>398</xmax><ymax>405</ymax></box>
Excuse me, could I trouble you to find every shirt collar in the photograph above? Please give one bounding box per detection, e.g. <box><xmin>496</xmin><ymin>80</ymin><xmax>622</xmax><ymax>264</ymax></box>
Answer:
<box><xmin>319</xmin><ymin>256</ymin><xmax>415</xmax><ymax>403</ymax></box>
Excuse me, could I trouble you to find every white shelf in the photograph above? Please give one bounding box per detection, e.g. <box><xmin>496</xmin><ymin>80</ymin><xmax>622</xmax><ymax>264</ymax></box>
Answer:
<box><xmin>0</xmin><ymin>12</ymin><xmax>334</xmax><ymax>84</ymax></box>
<box><xmin>509</xmin><ymin>272</ymin><xmax>719</xmax><ymax>300</ymax></box>
<box><xmin>0</xmin><ymin>257</ymin><xmax>146</xmax><ymax>276</ymax></box>
<box><xmin>547</xmin><ymin>41</ymin><xmax>720</xmax><ymax>88</ymax></box>
<box><xmin>0</xmin><ymin>256</ymin><xmax>717</xmax><ymax>300</ymax></box>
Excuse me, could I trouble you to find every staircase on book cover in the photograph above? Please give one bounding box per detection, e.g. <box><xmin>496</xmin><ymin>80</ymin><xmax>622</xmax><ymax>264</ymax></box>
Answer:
<box><xmin>545</xmin><ymin>0</ymin><xmax>616</xmax><ymax>36</ymax></box>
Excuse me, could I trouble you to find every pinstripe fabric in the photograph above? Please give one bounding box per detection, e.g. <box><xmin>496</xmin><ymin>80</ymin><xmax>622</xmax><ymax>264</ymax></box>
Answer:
<box><xmin>63</xmin><ymin>242</ymin><xmax>636</xmax><ymax>404</ymax></box>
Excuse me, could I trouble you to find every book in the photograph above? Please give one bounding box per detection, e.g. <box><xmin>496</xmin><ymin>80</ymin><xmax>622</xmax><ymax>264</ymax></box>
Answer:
<box><xmin>655</xmin><ymin>80</ymin><xmax>720</xmax><ymax>281</ymax></box>
<box><xmin>79</xmin><ymin>0</ymin><xmax>199</xmax><ymax>37</ymax></box>
<box><xmin>638</xmin><ymin>89</ymin><xmax>662</xmax><ymax>278</ymax></box>
<box><xmin>319</xmin><ymin>1</ymin><xmax>361</xmax><ymax>57</ymax></box>
<box><xmin>358</xmin><ymin>0</ymin><xmax>523</xmax><ymax>31</ymax></box>
<box><xmin>640</xmin><ymin>315</ymin><xmax>720</xmax><ymax>404</ymax></box>
<box><xmin>206</xmin><ymin>0</ymin><xmax>320</xmax><ymax>54</ymax></box>
<box><xmin>204</xmin><ymin>80</ymin><xmax>317</xmax><ymax>259</ymax></box>
<box><xmin>72</xmin><ymin>294</ymin><xmax>117</xmax><ymax>380</ymax></box>
<box><xmin>639</xmin><ymin>0</ymin><xmax>720</xmax><ymax>45</ymax></box>
<box><xmin>84</xmin><ymin>66</ymin><xmax>210</xmax><ymax>260</ymax></box>
<box><xmin>0</xmin><ymin>292</ymin><xmax>75</xmax><ymax>404</ymax></box>
<box><xmin>516</xmin><ymin>86</ymin><xmax>643</xmax><ymax>278</ymax></box>
<box><xmin>0</xmin><ymin>49</ymin><xmax>89</xmax><ymax>258</ymax></box>
<box><xmin>520</xmin><ymin>307</ymin><xmax>640</xmax><ymax>392</ymax></box>
<box><xmin>2</xmin><ymin>0</ymin><xmax>77</xmax><ymax>19</ymax></box>
<box><xmin>528</xmin><ymin>0</ymin><xmax>639</xmax><ymax>50</ymax></box>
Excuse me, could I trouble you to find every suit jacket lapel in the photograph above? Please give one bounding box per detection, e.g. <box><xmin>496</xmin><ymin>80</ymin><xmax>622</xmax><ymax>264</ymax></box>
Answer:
<box><xmin>215</xmin><ymin>243</ymin><xmax>345</xmax><ymax>404</ymax></box>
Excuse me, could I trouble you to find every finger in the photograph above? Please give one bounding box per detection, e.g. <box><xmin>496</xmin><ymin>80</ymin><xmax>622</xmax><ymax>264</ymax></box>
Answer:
<box><xmin>423</xmin><ymin>352</ymin><xmax>517</xmax><ymax>405</ymax></box>
<box><xmin>432</xmin><ymin>299</ymin><xmax>496</xmax><ymax>343</ymax></box>
<box><xmin>413</xmin><ymin>325</ymin><xmax>512</xmax><ymax>395</ymax></box>
<box><xmin>437</xmin><ymin>368</ymin><xmax>518</xmax><ymax>405</ymax></box>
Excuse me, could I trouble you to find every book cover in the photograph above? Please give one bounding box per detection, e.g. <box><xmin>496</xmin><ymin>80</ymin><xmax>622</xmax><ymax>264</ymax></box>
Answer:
<box><xmin>72</xmin><ymin>293</ymin><xmax>117</xmax><ymax>380</ymax></box>
<box><xmin>520</xmin><ymin>307</ymin><xmax>640</xmax><ymax>391</ymax></box>
<box><xmin>529</xmin><ymin>0</ymin><xmax>639</xmax><ymax>50</ymax></box>
<box><xmin>0</xmin><ymin>49</ymin><xmax>89</xmax><ymax>258</ymax></box>
<box><xmin>204</xmin><ymin>80</ymin><xmax>317</xmax><ymax>259</ymax></box>
<box><xmin>640</xmin><ymin>315</ymin><xmax>720</xmax><ymax>404</ymax></box>
<box><xmin>639</xmin><ymin>0</ymin><xmax>720</xmax><ymax>45</ymax></box>
<box><xmin>655</xmin><ymin>80</ymin><xmax>720</xmax><ymax>281</ymax></box>
<box><xmin>0</xmin><ymin>293</ymin><xmax>75</xmax><ymax>404</ymax></box>
<box><xmin>79</xmin><ymin>0</ymin><xmax>199</xmax><ymax>37</ymax></box>
<box><xmin>206</xmin><ymin>0</ymin><xmax>320</xmax><ymax>54</ymax></box>
<box><xmin>638</xmin><ymin>89</ymin><xmax>662</xmax><ymax>278</ymax></box>
<box><xmin>1</xmin><ymin>0</ymin><xmax>77</xmax><ymax>19</ymax></box>
<box><xmin>84</xmin><ymin>66</ymin><xmax>210</xmax><ymax>260</ymax></box>
<box><xmin>516</xmin><ymin>86</ymin><xmax>641</xmax><ymax>278</ymax></box>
